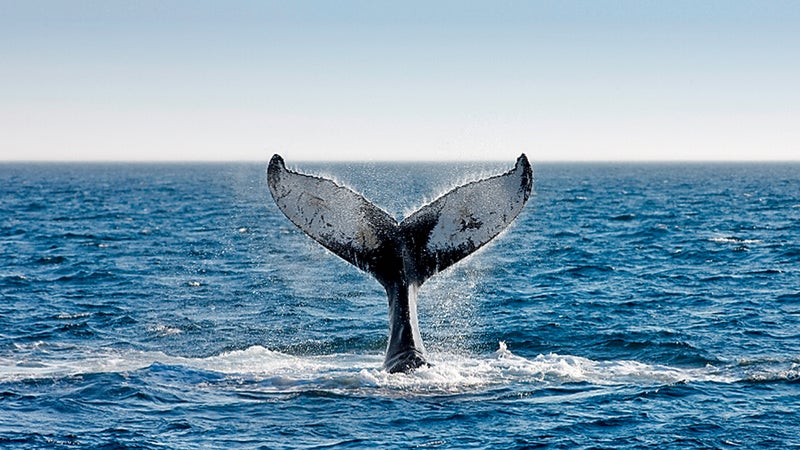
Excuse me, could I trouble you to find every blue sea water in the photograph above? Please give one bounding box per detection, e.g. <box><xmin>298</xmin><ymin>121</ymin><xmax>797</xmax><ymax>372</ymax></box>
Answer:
<box><xmin>1</xmin><ymin>161</ymin><xmax>799</xmax><ymax>449</ymax></box>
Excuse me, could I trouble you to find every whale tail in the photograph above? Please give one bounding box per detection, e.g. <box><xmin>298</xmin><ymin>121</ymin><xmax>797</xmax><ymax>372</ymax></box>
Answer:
<box><xmin>267</xmin><ymin>154</ymin><xmax>533</xmax><ymax>372</ymax></box>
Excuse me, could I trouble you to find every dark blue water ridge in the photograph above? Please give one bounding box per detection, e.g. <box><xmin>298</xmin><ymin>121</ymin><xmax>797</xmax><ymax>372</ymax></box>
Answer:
<box><xmin>1</xmin><ymin>162</ymin><xmax>799</xmax><ymax>448</ymax></box>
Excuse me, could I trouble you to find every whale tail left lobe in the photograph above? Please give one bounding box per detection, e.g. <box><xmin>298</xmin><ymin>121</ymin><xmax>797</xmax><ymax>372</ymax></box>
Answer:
<box><xmin>267</xmin><ymin>154</ymin><xmax>532</xmax><ymax>372</ymax></box>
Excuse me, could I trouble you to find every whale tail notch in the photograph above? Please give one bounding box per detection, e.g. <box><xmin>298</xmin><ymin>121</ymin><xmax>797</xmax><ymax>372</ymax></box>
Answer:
<box><xmin>267</xmin><ymin>154</ymin><xmax>532</xmax><ymax>372</ymax></box>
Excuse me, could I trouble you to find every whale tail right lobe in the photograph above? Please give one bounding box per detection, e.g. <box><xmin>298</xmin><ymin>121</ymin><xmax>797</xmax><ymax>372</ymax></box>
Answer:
<box><xmin>397</xmin><ymin>154</ymin><xmax>532</xmax><ymax>284</ymax></box>
<box><xmin>267</xmin><ymin>154</ymin><xmax>533</xmax><ymax>372</ymax></box>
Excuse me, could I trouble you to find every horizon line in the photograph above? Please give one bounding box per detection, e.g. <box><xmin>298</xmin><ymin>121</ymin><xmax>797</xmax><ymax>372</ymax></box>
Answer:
<box><xmin>2</xmin><ymin>158</ymin><xmax>799</xmax><ymax>164</ymax></box>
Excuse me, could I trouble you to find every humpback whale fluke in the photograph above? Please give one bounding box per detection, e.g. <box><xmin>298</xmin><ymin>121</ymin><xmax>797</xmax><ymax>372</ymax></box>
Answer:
<box><xmin>267</xmin><ymin>154</ymin><xmax>533</xmax><ymax>373</ymax></box>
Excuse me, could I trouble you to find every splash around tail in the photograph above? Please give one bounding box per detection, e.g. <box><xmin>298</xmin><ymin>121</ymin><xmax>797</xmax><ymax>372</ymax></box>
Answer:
<box><xmin>267</xmin><ymin>154</ymin><xmax>533</xmax><ymax>373</ymax></box>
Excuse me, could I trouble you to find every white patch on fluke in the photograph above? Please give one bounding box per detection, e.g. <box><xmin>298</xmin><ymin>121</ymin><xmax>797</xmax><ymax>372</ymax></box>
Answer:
<box><xmin>425</xmin><ymin>164</ymin><xmax>529</xmax><ymax>251</ymax></box>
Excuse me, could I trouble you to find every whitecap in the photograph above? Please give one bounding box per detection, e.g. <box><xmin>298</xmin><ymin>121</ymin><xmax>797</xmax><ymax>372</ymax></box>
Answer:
<box><xmin>148</xmin><ymin>324</ymin><xmax>183</xmax><ymax>336</ymax></box>
<box><xmin>709</xmin><ymin>236</ymin><xmax>763</xmax><ymax>245</ymax></box>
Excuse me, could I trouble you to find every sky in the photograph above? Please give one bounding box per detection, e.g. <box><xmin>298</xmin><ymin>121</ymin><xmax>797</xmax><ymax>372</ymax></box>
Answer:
<box><xmin>1</xmin><ymin>1</ymin><xmax>798</xmax><ymax>162</ymax></box>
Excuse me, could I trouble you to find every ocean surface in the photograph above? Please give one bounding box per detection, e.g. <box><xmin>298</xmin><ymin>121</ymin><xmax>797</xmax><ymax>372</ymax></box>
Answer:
<box><xmin>1</xmin><ymin>160</ymin><xmax>799</xmax><ymax>449</ymax></box>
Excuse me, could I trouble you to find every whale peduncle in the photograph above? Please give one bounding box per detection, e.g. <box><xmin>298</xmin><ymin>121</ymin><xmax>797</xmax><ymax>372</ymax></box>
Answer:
<box><xmin>383</xmin><ymin>281</ymin><xmax>427</xmax><ymax>373</ymax></box>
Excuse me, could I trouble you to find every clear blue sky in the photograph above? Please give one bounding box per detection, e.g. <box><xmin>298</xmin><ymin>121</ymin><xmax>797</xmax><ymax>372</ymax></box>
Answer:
<box><xmin>1</xmin><ymin>1</ymin><xmax>798</xmax><ymax>161</ymax></box>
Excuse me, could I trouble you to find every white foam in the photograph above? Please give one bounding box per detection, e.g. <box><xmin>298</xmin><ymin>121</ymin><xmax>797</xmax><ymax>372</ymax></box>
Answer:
<box><xmin>0</xmin><ymin>343</ymin><xmax>761</xmax><ymax>393</ymax></box>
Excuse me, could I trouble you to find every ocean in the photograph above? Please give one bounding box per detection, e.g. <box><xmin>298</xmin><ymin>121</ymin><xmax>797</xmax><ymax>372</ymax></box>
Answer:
<box><xmin>1</xmin><ymin>161</ymin><xmax>799</xmax><ymax>449</ymax></box>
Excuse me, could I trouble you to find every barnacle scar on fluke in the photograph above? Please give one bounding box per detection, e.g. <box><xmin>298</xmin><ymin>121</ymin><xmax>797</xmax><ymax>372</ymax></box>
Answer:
<box><xmin>267</xmin><ymin>154</ymin><xmax>532</xmax><ymax>373</ymax></box>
